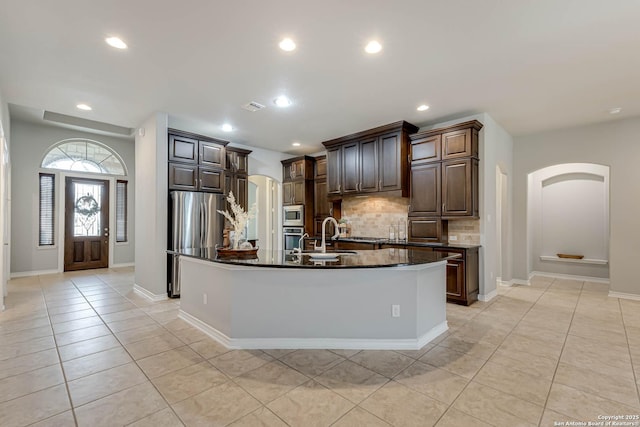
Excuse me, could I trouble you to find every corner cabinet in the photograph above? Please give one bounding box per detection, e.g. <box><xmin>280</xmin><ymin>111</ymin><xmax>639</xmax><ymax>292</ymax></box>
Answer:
<box><xmin>225</xmin><ymin>147</ymin><xmax>252</xmax><ymax>210</ymax></box>
<box><xmin>409</xmin><ymin>120</ymin><xmax>482</xmax><ymax>221</ymax></box>
<box><xmin>282</xmin><ymin>156</ymin><xmax>316</xmax><ymax>234</ymax></box>
<box><xmin>322</xmin><ymin>121</ymin><xmax>418</xmax><ymax>198</ymax></box>
<box><xmin>168</xmin><ymin>129</ymin><xmax>228</xmax><ymax>193</ymax></box>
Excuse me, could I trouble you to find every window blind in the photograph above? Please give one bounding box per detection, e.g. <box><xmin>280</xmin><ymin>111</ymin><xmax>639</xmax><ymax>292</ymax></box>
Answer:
<box><xmin>39</xmin><ymin>173</ymin><xmax>55</xmax><ymax>246</ymax></box>
<box><xmin>116</xmin><ymin>180</ymin><xmax>127</xmax><ymax>242</ymax></box>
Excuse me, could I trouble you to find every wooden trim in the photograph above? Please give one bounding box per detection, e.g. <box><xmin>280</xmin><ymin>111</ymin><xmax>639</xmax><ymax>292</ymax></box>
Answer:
<box><xmin>409</xmin><ymin>119</ymin><xmax>484</xmax><ymax>140</ymax></box>
<box><xmin>322</xmin><ymin>121</ymin><xmax>419</xmax><ymax>147</ymax></box>
<box><xmin>226</xmin><ymin>146</ymin><xmax>252</xmax><ymax>155</ymax></box>
<box><xmin>168</xmin><ymin>128</ymin><xmax>230</xmax><ymax>146</ymax></box>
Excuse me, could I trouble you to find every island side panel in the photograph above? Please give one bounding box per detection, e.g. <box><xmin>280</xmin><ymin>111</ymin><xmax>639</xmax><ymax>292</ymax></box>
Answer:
<box><xmin>179</xmin><ymin>257</ymin><xmax>233</xmax><ymax>338</ymax></box>
<box><xmin>230</xmin><ymin>267</ymin><xmax>418</xmax><ymax>339</ymax></box>
<box><xmin>416</xmin><ymin>262</ymin><xmax>447</xmax><ymax>338</ymax></box>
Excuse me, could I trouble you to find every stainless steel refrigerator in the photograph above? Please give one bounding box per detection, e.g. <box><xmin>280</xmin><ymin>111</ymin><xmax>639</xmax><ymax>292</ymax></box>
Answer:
<box><xmin>168</xmin><ymin>191</ymin><xmax>225</xmax><ymax>297</ymax></box>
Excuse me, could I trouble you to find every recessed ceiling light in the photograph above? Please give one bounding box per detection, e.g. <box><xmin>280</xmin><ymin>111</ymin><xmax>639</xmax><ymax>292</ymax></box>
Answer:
<box><xmin>105</xmin><ymin>36</ymin><xmax>127</xmax><ymax>49</ymax></box>
<box><xmin>417</xmin><ymin>104</ymin><xmax>429</xmax><ymax>112</ymax></box>
<box><xmin>279</xmin><ymin>38</ymin><xmax>296</xmax><ymax>52</ymax></box>
<box><xmin>609</xmin><ymin>107</ymin><xmax>622</xmax><ymax>115</ymax></box>
<box><xmin>364</xmin><ymin>40</ymin><xmax>382</xmax><ymax>54</ymax></box>
<box><xmin>292</xmin><ymin>142</ymin><xmax>301</xmax><ymax>147</ymax></box>
<box><xmin>221</xmin><ymin>123</ymin><xmax>233</xmax><ymax>132</ymax></box>
<box><xmin>274</xmin><ymin>95</ymin><xmax>292</xmax><ymax>107</ymax></box>
<box><xmin>76</xmin><ymin>103</ymin><xmax>92</xmax><ymax>111</ymax></box>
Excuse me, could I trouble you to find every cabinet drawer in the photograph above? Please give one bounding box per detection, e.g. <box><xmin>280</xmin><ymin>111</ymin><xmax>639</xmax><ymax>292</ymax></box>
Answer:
<box><xmin>408</xmin><ymin>218</ymin><xmax>448</xmax><ymax>243</ymax></box>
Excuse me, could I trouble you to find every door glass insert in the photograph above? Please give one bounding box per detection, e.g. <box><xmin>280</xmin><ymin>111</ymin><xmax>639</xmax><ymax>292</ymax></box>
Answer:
<box><xmin>73</xmin><ymin>182</ymin><xmax>102</xmax><ymax>237</ymax></box>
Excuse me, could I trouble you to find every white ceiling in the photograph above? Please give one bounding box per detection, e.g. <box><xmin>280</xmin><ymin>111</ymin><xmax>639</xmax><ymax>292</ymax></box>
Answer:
<box><xmin>1</xmin><ymin>0</ymin><xmax>639</xmax><ymax>154</ymax></box>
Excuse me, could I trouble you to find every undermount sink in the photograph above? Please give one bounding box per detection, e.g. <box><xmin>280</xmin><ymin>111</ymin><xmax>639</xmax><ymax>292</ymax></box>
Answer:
<box><xmin>300</xmin><ymin>250</ymin><xmax>357</xmax><ymax>255</ymax></box>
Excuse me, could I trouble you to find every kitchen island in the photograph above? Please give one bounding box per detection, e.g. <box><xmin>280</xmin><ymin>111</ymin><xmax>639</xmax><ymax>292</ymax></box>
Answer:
<box><xmin>176</xmin><ymin>248</ymin><xmax>457</xmax><ymax>350</ymax></box>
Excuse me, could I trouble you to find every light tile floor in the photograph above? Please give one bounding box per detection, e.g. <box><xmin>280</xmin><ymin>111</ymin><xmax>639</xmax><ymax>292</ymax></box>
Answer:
<box><xmin>1</xmin><ymin>269</ymin><xmax>639</xmax><ymax>426</ymax></box>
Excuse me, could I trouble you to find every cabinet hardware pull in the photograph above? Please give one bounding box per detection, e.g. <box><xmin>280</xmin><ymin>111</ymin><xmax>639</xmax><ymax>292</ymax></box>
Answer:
<box><xmin>379</xmin><ymin>179</ymin><xmax>382</xmax><ymax>189</ymax></box>
<box><xmin>442</xmin><ymin>203</ymin><xmax>445</xmax><ymax>212</ymax></box>
<box><xmin>338</xmin><ymin>184</ymin><xmax>341</xmax><ymax>192</ymax></box>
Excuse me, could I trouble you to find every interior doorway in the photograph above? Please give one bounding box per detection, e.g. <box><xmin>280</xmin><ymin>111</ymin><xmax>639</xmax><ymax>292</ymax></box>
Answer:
<box><xmin>248</xmin><ymin>175</ymin><xmax>279</xmax><ymax>251</ymax></box>
<box><xmin>64</xmin><ymin>177</ymin><xmax>109</xmax><ymax>271</ymax></box>
<box><xmin>496</xmin><ymin>166</ymin><xmax>508</xmax><ymax>285</ymax></box>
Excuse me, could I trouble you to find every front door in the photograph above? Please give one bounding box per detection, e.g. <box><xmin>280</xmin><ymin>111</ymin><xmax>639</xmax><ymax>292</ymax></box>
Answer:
<box><xmin>64</xmin><ymin>177</ymin><xmax>109</xmax><ymax>271</ymax></box>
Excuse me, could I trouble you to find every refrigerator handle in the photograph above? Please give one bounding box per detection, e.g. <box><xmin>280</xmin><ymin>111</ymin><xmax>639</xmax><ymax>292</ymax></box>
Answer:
<box><xmin>201</xmin><ymin>198</ymin><xmax>207</xmax><ymax>248</ymax></box>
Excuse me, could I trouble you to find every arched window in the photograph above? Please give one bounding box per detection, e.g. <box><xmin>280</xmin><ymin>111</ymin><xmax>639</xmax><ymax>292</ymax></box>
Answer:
<box><xmin>41</xmin><ymin>139</ymin><xmax>127</xmax><ymax>175</ymax></box>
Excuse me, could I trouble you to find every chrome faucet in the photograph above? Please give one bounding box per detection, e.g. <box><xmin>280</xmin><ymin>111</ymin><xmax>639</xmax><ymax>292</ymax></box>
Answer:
<box><xmin>294</xmin><ymin>233</ymin><xmax>309</xmax><ymax>254</ymax></box>
<box><xmin>315</xmin><ymin>217</ymin><xmax>339</xmax><ymax>253</ymax></box>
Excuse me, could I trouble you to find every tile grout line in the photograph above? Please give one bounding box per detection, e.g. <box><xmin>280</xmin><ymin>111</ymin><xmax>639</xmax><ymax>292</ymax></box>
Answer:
<box><xmin>618</xmin><ymin>298</ymin><xmax>640</xmax><ymax>407</ymax></box>
<box><xmin>537</xmin><ymin>279</ymin><xmax>584</xmax><ymax>426</ymax></box>
<box><xmin>74</xmin><ymin>275</ymin><xmax>189</xmax><ymax>426</ymax></box>
<box><xmin>44</xmin><ymin>274</ymin><xmax>82</xmax><ymax>427</ymax></box>
<box><xmin>431</xmin><ymin>280</ymin><xmax>553</xmax><ymax>427</ymax></box>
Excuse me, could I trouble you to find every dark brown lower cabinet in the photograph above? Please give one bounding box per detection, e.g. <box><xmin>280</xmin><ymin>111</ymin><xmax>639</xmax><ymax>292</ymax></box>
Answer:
<box><xmin>380</xmin><ymin>243</ymin><xmax>479</xmax><ymax>305</ymax></box>
<box><xmin>334</xmin><ymin>241</ymin><xmax>377</xmax><ymax>251</ymax></box>
<box><xmin>433</xmin><ymin>247</ymin><xmax>479</xmax><ymax>305</ymax></box>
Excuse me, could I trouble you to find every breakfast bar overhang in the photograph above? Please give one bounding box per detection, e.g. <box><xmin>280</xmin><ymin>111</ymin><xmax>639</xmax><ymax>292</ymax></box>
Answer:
<box><xmin>175</xmin><ymin>248</ymin><xmax>457</xmax><ymax>350</ymax></box>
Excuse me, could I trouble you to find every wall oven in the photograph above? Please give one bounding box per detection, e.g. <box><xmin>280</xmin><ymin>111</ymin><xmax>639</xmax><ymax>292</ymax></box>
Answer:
<box><xmin>283</xmin><ymin>205</ymin><xmax>304</xmax><ymax>227</ymax></box>
<box><xmin>283</xmin><ymin>226</ymin><xmax>304</xmax><ymax>253</ymax></box>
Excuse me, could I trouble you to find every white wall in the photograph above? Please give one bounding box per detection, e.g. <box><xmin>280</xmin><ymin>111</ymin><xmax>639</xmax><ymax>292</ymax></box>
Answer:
<box><xmin>9</xmin><ymin>120</ymin><xmax>135</xmax><ymax>274</ymax></box>
<box><xmin>420</xmin><ymin>113</ymin><xmax>514</xmax><ymax>300</ymax></box>
<box><xmin>0</xmin><ymin>91</ymin><xmax>10</xmax><ymax>308</ymax></box>
<box><xmin>134</xmin><ymin>113</ymin><xmax>168</xmax><ymax>297</ymax></box>
<box><xmin>513</xmin><ymin>116</ymin><xmax>640</xmax><ymax>295</ymax></box>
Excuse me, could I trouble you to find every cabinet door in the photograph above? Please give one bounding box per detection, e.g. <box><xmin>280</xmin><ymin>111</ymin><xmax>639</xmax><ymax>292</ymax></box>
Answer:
<box><xmin>282</xmin><ymin>182</ymin><xmax>293</xmax><ymax>205</ymax></box>
<box><xmin>235</xmin><ymin>174</ymin><xmax>248</xmax><ymax>211</ymax></box>
<box><xmin>341</xmin><ymin>142</ymin><xmax>359</xmax><ymax>194</ymax></box>
<box><xmin>359</xmin><ymin>138</ymin><xmax>378</xmax><ymax>192</ymax></box>
<box><xmin>291</xmin><ymin>160</ymin><xmax>305</xmax><ymax>180</ymax></box>
<box><xmin>335</xmin><ymin>241</ymin><xmax>375</xmax><ymax>250</ymax></box>
<box><xmin>445</xmin><ymin>259</ymin><xmax>465</xmax><ymax>299</ymax></box>
<box><xmin>292</xmin><ymin>180</ymin><xmax>305</xmax><ymax>205</ymax></box>
<box><xmin>314</xmin><ymin>179</ymin><xmax>330</xmax><ymax>218</ymax></box>
<box><xmin>198</xmin><ymin>167</ymin><xmax>224</xmax><ymax>193</ymax></box>
<box><xmin>169</xmin><ymin>135</ymin><xmax>198</xmax><ymax>164</ymax></box>
<box><xmin>315</xmin><ymin>157</ymin><xmax>327</xmax><ymax>178</ymax></box>
<box><xmin>408</xmin><ymin>218</ymin><xmax>444</xmax><ymax>243</ymax></box>
<box><xmin>235</xmin><ymin>153</ymin><xmax>249</xmax><ymax>174</ymax></box>
<box><xmin>442</xmin><ymin>129</ymin><xmax>472</xmax><ymax>160</ymax></box>
<box><xmin>326</xmin><ymin>147</ymin><xmax>342</xmax><ymax>194</ymax></box>
<box><xmin>442</xmin><ymin>159</ymin><xmax>476</xmax><ymax>217</ymax></box>
<box><xmin>379</xmin><ymin>132</ymin><xmax>403</xmax><ymax>191</ymax></box>
<box><xmin>409</xmin><ymin>163</ymin><xmax>441</xmax><ymax>217</ymax></box>
<box><xmin>169</xmin><ymin>163</ymin><xmax>197</xmax><ymax>190</ymax></box>
<box><xmin>200</xmin><ymin>141</ymin><xmax>224</xmax><ymax>168</ymax></box>
<box><xmin>411</xmin><ymin>135</ymin><xmax>441</xmax><ymax>163</ymax></box>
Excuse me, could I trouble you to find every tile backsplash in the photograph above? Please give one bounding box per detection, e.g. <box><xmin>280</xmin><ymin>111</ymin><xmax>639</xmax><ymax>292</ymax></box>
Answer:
<box><xmin>448</xmin><ymin>219</ymin><xmax>481</xmax><ymax>245</ymax></box>
<box><xmin>340</xmin><ymin>195</ymin><xmax>481</xmax><ymax>244</ymax></box>
<box><xmin>341</xmin><ymin>196</ymin><xmax>409</xmax><ymax>239</ymax></box>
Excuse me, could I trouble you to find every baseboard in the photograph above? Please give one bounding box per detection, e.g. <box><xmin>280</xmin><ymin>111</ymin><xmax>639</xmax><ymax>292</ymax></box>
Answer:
<box><xmin>511</xmin><ymin>278</ymin><xmax>531</xmax><ymax>286</ymax></box>
<box><xmin>133</xmin><ymin>284</ymin><xmax>168</xmax><ymax>302</ymax></box>
<box><xmin>497</xmin><ymin>279</ymin><xmax>514</xmax><ymax>287</ymax></box>
<box><xmin>608</xmin><ymin>291</ymin><xmax>640</xmax><ymax>301</ymax></box>
<box><xmin>10</xmin><ymin>269</ymin><xmax>59</xmax><ymax>278</ymax></box>
<box><xmin>478</xmin><ymin>289</ymin><xmax>497</xmax><ymax>302</ymax></box>
<box><xmin>530</xmin><ymin>270</ymin><xmax>610</xmax><ymax>284</ymax></box>
<box><xmin>179</xmin><ymin>310</ymin><xmax>448</xmax><ymax>350</ymax></box>
<box><xmin>111</xmin><ymin>262</ymin><xmax>134</xmax><ymax>268</ymax></box>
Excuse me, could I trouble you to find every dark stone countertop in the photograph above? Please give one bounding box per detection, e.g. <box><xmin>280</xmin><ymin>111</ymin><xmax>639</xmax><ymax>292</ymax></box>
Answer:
<box><xmin>307</xmin><ymin>236</ymin><xmax>481</xmax><ymax>249</ymax></box>
<box><xmin>172</xmin><ymin>247</ymin><xmax>460</xmax><ymax>269</ymax></box>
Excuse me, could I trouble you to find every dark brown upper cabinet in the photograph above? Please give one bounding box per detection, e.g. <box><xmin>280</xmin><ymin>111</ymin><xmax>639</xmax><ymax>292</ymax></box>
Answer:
<box><xmin>168</xmin><ymin>129</ymin><xmax>229</xmax><ymax>193</ymax></box>
<box><xmin>225</xmin><ymin>147</ymin><xmax>250</xmax><ymax>174</ymax></box>
<box><xmin>283</xmin><ymin>156</ymin><xmax>313</xmax><ymax>182</ymax></box>
<box><xmin>409</xmin><ymin>163</ymin><xmax>441</xmax><ymax>217</ymax></box>
<box><xmin>314</xmin><ymin>155</ymin><xmax>327</xmax><ymax>178</ymax></box>
<box><xmin>409</xmin><ymin>120</ymin><xmax>482</xmax><ymax>220</ymax></box>
<box><xmin>322</xmin><ymin>121</ymin><xmax>418</xmax><ymax>197</ymax></box>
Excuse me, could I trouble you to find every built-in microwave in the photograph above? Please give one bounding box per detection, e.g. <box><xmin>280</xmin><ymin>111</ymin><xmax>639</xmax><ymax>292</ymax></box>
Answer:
<box><xmin>283</xmin><ymin>205</ymin><xmax>304</xmax><ymax>227</ymax></box>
